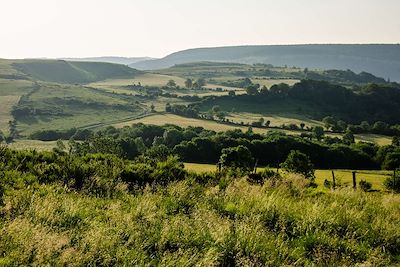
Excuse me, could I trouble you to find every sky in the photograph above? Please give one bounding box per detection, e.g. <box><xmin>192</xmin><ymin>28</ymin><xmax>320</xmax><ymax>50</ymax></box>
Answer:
<box><xmin>1</xmin><ymin>0</ymin><xmax>399</xmax><ymax>59</ymax></box>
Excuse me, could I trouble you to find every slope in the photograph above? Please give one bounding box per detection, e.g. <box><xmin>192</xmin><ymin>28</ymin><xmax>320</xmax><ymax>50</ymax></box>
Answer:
<box><xmin>13</xmin><ymin>59</ymin><xmax>141</xmax><ymax>84</ymax></box>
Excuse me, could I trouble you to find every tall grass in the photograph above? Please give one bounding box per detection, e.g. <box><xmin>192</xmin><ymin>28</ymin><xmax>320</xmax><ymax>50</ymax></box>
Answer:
<box><xmin>1</xmin><ymin>174</ymin><xmax>399</xmax><ymax>266</ymax></box>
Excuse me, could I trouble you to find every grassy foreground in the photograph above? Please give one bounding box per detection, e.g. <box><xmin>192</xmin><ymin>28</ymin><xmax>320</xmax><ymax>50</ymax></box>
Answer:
<box><xmin>1</xmin><ymin>176</ymin><xmax>399</xmax><ymax>266</ymax></box>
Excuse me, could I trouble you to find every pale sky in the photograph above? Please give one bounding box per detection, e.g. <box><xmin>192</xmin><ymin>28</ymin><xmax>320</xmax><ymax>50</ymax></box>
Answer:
<box><xmin>1</xmin><ymin>0</ymin><xmax>399</xmax><ymax>59</ymax></box>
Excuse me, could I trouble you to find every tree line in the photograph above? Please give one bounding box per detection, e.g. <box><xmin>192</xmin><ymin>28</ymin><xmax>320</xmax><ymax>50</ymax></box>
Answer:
<box><xmin>25</xmin><ymin>123</ymin><xmax>400</xmax><ymax>172</ymax></box>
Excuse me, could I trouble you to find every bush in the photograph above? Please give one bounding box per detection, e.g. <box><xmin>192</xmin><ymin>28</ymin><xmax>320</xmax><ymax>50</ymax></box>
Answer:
<box><xmin>383</xmin><ymin>175</ymin><xmax>400</xmax><ymax>192</ymax></box>
<box><xmin>359</xmin><ymin>180</ymin><xmax>372</xmax><ymax>192</ymax></box>
<box><xmin>324</xmin><ymin>179</ymin><xmax>332</xmax><ymax>189</ymax></box>
<box><xmin>247</xmin><ymin>169</ymin><xmax>280</xmax><ymax>185</ymax></box>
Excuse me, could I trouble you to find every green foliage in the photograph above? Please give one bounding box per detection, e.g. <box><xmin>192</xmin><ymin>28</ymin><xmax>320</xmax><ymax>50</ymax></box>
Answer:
<box><xmin>1</xmin><ymin>144</ymin><xmax>400</xmax><ymax>265</ymax></box>
<box><xmin>382</xmin><ymin>152</ymin><xmax>400</xmax><ymax>170</ymax></box>
<box><xmin>166</xmin><ymin>79</ymin><xmax>176</xmax><ymax>87</ymax></box>
<box><xmin>343</xmin><ymin>130</ymin><xmax>355</xmax><ymax>144</ymax></box>
<box><xmin>312</xmin><ymin>126</ymin><xmax>324</xmax><ymax>141</ymax></box>
<box><xmin>219</xmin><ymin>145</ymin><xmax>254</xmax><ymax>173</ymax></box>
<box><xmin>281</xmin><ymin>150</ymin><xmax>315</xmax><ymax>179</ymax></box>
<box><xmin>383</xmin><ymin>173</ymin><xmax>400</xmax><ymax>192</ymax></box>
<box><xmin>184</xmin><ymin>78</ymin><xmax>193</xmax><ymax>89</ymax></box>
<box><xmin>359</xmin><ymin>180</ymin><xmax>372</xmax><ymax>192</ymax></box>
<box><xmin>247</xmin><ymin>169</ymin><xmax>281</xmax><ymax>185</ymax></box>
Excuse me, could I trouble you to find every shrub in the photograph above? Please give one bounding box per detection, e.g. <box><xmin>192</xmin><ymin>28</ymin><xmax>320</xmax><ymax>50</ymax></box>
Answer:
<box><xmin>151</xmin><ymin>156</ymin><xmax>186</xmax><ymax>186</ymax></box>
<box><xmin>359</xmin><ymin>180</ymin><xmax>372</xmax><ymax>192</ymax></box>
<box><xmin>383</xmin><ymin>175</ymin><xmax>400</xmax><ymax>192</ymax></box>
<box><xmin>247</xmin><ymin>169</ymin><xmax>280</xmax><ymax>185</ymax></box>
<box><xmin>324</xmin><ymin>179</ymin><xmax>332</xmax><ymax>189</ymax></box>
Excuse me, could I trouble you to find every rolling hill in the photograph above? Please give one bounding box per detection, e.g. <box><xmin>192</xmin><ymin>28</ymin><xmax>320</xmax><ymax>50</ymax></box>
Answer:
<box><xmin>60</xmin><ymin>56</ymin><xmax>154</xmax><ymax>65</ymax></box>
<box><xmin>13</xmin><ymin>60</ymin><xmax>141</xmax><ymax>84</ymax></box>
<box><xmin>130</xmin><ymin>44</ymin><xmax>400</xmax><ymax>81</ymax></box>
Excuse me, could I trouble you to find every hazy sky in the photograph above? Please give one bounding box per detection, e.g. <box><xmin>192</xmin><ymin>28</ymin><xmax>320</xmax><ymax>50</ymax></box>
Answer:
<box><xmin>1</xmin><ymin>0</ymin><xmax>399</xmax><ymax>58</ymax></box>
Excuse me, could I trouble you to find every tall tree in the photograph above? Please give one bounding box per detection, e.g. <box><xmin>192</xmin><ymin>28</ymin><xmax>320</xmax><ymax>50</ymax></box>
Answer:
<box><xmin>184</xmin><ymin>78</ymin><xmax>193</xmax><ymax>89</ymax></box>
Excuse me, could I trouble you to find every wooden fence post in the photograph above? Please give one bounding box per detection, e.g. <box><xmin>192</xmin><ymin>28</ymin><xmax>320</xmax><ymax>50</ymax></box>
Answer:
<box><xmin>352</xmin><ymin>171</ymin><xmax>357</xmax><ymax>190</ymax></box>
<box><xmin>254</xmin><ymin>159</ymin><xmax>258</xmax><ymax>174</ymax></box>
<box><xmin>331</xmin><ymin>170</ymin><xmax>336</xmax><ymax>189</ymax></box>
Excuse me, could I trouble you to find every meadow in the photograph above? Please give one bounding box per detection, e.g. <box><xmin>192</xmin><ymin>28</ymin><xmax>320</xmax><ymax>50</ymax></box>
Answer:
<box><xmin>0</xmin><ymin>79</ymin><xmax>34</xmax><ymax>134</ymax></box>
<box><xmin>1</xmin><ymin>174</ymin><xmax>399</xmax><ymax>266</ymax></box>
<box><xmin>184</xmin><ymin>163</ymin><xmax>392</xmax><ymax>191</ymax></box>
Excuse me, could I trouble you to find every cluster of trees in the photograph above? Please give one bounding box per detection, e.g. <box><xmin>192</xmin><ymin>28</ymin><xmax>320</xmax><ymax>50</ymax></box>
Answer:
<box><xmin>37</xmin><ymin>123</ymin><xmax>400</xmax><ymax>171</ymax></box>
<box><xmin>165</xmin><ymin>103</ymin><xmax>199</xmax><ymax>118</ymax></box>
<box><xmin>305</xmin><ymin>69</ymin><xmax>387</xmax><ymax>84</ymax></box>
<box><xmin>201</xmin><ymin>80</ymin><xmax>400</xmax><ymax>124</ymax></box>
<box><xmin>322</xmin><ymin>115</ymin><xmax>400</xmax><ymax>135</ymax></box>
<box><xmin>218</xmin><ymin>77</ymin><xmax>253</xmax><ymax>88</ymax></box>
<box><xmin>183</xmin><ymin>78</ymin><xmax>206</xmax><ymax>89</ymax></box>
<box><xmin>30</xmin><ymin>128</ymin><xmax>92</xmax><ymax>141</ymax></box>
<box><xmin>167</xmin><ymin>79</ymin><xmax>200</xmax><ymax>89</ymax></box>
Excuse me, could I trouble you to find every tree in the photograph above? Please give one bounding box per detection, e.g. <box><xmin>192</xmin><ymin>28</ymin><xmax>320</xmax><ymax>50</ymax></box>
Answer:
<box><xmin>322</xmin><ymin>116</ymin><xmax>337</xmax><ymax>131</ymax></box>
<box><xmin>265</xmin><ymin>120</ymin><xmax>271</xmax><ymax>128</ymax></box>
<box><xmin>166</xmin><ymin>80</ymin><xmax>176</xmax><ymax>88</ymax></box>
<box><xmin>312</xmin><ymin>126</ymin><xmax>325</xmax><ymax>141</ymax></box>
<box><xmin>228</xmin><ymin>90</ymin><xmax>236</xmax><ymax>97</ymax></box>
<box><xmin>382</xmin><ymin>152</ymin><xmax>400</xmax><ymax>170</ymax></box>
<box><xmin>336</xmin><ymin>120</ymin><xmax>347</xmax><ymax>132</ymax></box>
<box><xmin>150</xmin><ymin>103</ymin><xmax>155</xmax><ymax>112</ymax></box>
<box><xmin>195</xmin><ymin>78</ymin><xmax>206</xmax><ymax>88</ymax></box>
<box><xmin>372</xmin><ymin>121</ymin><xmax>388</xmax><ymax>134</ymax></box>
<box><xmin>360</xmin><ymin>121</ymin><xmax>371</xmax><ymax>132</ymax></box>
<box><xmin>219</xmin><ymin>145</ymin><xmax>254</xmax><ymax>172</ymax></box>
<box><xmin>342</xmin><ymin>130</ymin><xmax>355</xmax><ymax>144</ymax></box>
<box><xmin>260</xmin><ymin>85</ymin><xmax>269</xmax><ymax>94</ymax></box>
<box><xmin>300</xmin><ymin>123</ymin><xmax>305</xmax><ymax>130</ymax></box>
<box><xmin>212</xmin><ymin>105</ymin><xmax>221</xmax><ymax>113</ymax></box>
<box><xmin>392</xmin><ymin>136</ymin><xmax>400</xmax><ymax>146</ymax></box>
<box><xmin>246</xmin><ymin>84</ymin><xmax>260</xmax><ymax>95</ymax></box>
<box><xmin>184</xmin><ymin>78</ymin><xmax>193</xmax><ymax>89</ymax></box>
<box><xmin>281</xmin><ymin>150</ymin><xmax>315</xmax><ymax>179</ymax></box>
<box><xmin>216</xmin><ymin>111</ymin><xmax>226</xmax><ymax>121</ymax></box>
<box><xmin>163</xmin><ymin>128</ymin><xmax>184</xmax><ymax>147</ymax></box>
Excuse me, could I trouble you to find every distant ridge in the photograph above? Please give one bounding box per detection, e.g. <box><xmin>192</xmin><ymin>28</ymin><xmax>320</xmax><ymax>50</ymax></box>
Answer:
<box><xmin>129</xmin><ymin>44</ymin><xmax>400</xmax><ymax>81</ymax></box>
<box><xmin>60</xmin><ymin>56</ymin><xmax>154</xmax><ymax>66</ymax></box>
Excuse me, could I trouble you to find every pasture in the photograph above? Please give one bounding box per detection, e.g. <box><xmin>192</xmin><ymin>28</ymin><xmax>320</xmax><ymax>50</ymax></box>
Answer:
<box><xmin>184</xmin><ymin>163</ymin><xmax>391</xmax><ymax>190</ymax></box>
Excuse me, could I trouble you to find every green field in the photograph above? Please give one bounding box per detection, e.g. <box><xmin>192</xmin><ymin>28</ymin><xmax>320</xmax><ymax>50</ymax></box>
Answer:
<box><xmin>7</xmin><ymin>139</ymin><xmax>61</xmax><ymax>151</ymax></box>
<box><xmin>13</xmin><ymin>82</ymin><xmax>146</xmax><ymax>136</ymax></box>
<box><xmin>0</xmin><ymin>78</ymin><xmax>35</xmax><ymax>134</ymax></box>
<box><xmin>184</xmin><ymin>163</ymin><xmax>391</xmax><ymax>190</ymax></box>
